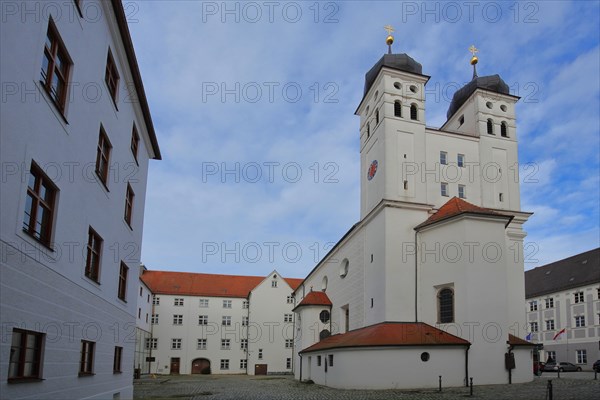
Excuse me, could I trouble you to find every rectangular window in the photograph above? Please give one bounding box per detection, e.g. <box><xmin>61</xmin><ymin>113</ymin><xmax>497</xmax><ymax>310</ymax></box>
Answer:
<box><xmin>173</xmin><ymin>315</ymin><xmax>183</xmax><ymax>325</ymax></box>
<box><xmin>223</xmin><ymin>300</ymin><xmax>232</xmax><ymax>308</ymax></box>
<box><xmin>171</xmin><ymin>339</ymin><xmax>182</xmax><ymax>350</ymax></box>
<box><xmin>545</xmin><ymin>298</ymin><xmax>554</xmax><ymax>309</ymax></box>
<box><xmin>258</xmin><ymin>349</ymin><xmax>263</xmax><ymax>359</ymax></box>
<box><xmin>95</xmin><ymin>126</ymin><xmax>112</xmax><ymax>186</ymax></box>
<box><xmin>287</xmin><ymin>296</ymin><xmax>294</xmax><ymax>304</ymax></box>
<box><xmin>441</xmin><ymin>182</ymin><xmax>449</xmax><ymax>197</ymax></box>
<box><xmin>317</xmin><ymin>356</ymin><xmax>321</xmax><ymax>366</ymax></box>
<box><xmin>576</xmin><ymin>349</ymin><xmax>587</xmax><ymax>364</ymax></box>
<box><xmin>240</xmin><ymin>359</ymin><xmax>247</xmax><ymax>369</ymax></box>
<box><xmin>440</xmin><ymin>151</ymin><xmax>447</xmax><ymax>165</ymax></box>
<box><xmin>328</xmin><ymin>354</ymin><xmax>334</xmax><ymax>366</ymax></box>
<box><xmin>198</xmin><ymin>315</ymin><xmax>208</xmax><ymax>325</ymax></box>
<box><xmin>575</xmin><ymin>316</ymin><xmax>586</xmax><ymax>327</ymax></box>
<box><xmin>574</xmin><ymin>292</ymin><xmax>584</xmax><ymax>303</ymax></box>
<box><xmin>105</xmin><ymin>49</ymin><xmax>120</xmax><ymax>105</ymax></box>
<box><xmin>529</xmin><ymin>301</ymin><xmax>538</xmax><ymax>312</ymax></box>
<box><xmin>545</xmin><ymin>320</ymin><xmax>555</xmax><ymax>330</ymax></box>
<box><xmin>220</xmin><ymin>359</ymin><xmax>229</xmax><ymax>370</ymax></box>
<box><xmin>117</xmin><ymin>262</ymin><xmax>128</xmax><ymax>301</ymax></box>
<box><xmin>174</xmin><ymin>298</ymin><xmax>184</xmax><ymax>306</ymax></box>
<box><xmin>242</xmin><ymin>300</ymin><xmax>249</xmax><ymax>309</ymax></box>
<box><xmin>23</xmin><ymin>163</ymin><xmax>57</xmax><ymax>246</ymax></box>
<box><xmin>153</xmin><ymin>296</ymin><xmax>160</xmax><ymax>305</ymax></box>
<box><xmin>113</xmin><ymin>346</ymin><xmax>122</xmax><ymax>373</ymax></box>
<box><xmin>458</xmin><ymin>184</ymin><xmax>466</xmax><ymax>199</ymax></box>
<box><xmin>8</xmin><ymin>329</ymin><xmax>44</xmax><ymax>380</ymax></box>
<box><xmin>457</xmin><ymin>154</ymin><xmax>465</xmax><ymax>167</ymax></box>
<box><xmin>284</xmin><ymin>314</ymin><xmax>293</xmax><ymax>322</ymax></box>
<box><xmin>151</xmin><ymin>314</ymin><xmax>158</xmax><ymax>324</ymax></box>
<box><xmin>286</xmin><ymin>358</ymin><xmax>292</xmax><ymax>369</ymax></box>
<box><xmin>41</xmin><ymin>20</ymin><xmax>71</xmax><ymax>112</ymax></box>
<box><xmin>199</xmin><ymin>299</ymin><xmax>209</xmax><ymax>308</ymax></box>
<box><xmin>285</xmin><ymin>339</ymin><xmax>293</xmax><ymax>348</ymax></box>
<box><xmin>197</xmin><ymin>339</ymin><xmax>207</xmax><ymax>350</ymax></box>
<box><xmin>271</xmin><ymin>280</ymin><xmax>278</xmax><ymax>287</ymax></box>
<box><xmin>145</xmin><ymin>338</ymin><xmax>157</xmax><ymax>350</ymax></box>
<box><xmin>242</xmin><ymin>316</ymin><xmax>248</xmax><ymax>326</ymax></box>
<box><xmin>131</xmin><ymin>124</ymin><xmax>140</xmax><ymax>163</ymax></box>
<box><xmin>530</xmin><ymin>322</ymin><xmax>538</xmax><ymax>332</ymax></box>
<box><xmin>124</xmin><ymin>183</ymin><xmax>135</xmax><ymax>226</ymax></box>
<box><xmin>241</xmin><ymin>339</ymin><xmax>248</xmax><ymax>350</ymax></box>
<box><xmin>221</xmin><ymin>339</ymin><xmax>230</xmax><ymax>350</ymax></box>
<box><xmin>84</xmin><ymin>227</ymin><xmax>102</xmax><ymax>282</ymax></box>
<box><xmin>79</xmin><ymin>340</ymin><xmax>95</xmax><ymax>375</ymax></box>
<box><xmin>222</xmin><ymin>316</ymin><xmax>231</xmax><ymax>326</ymax></box>
<box><xmin>499</xmin><ymin>193</ymin><xmax>504</xmax><ymax>202</ymax></box>
<box><xmin>546</xmin><ymin>351</ymin><xmax>556</xmax><ymax>361</ymax></box>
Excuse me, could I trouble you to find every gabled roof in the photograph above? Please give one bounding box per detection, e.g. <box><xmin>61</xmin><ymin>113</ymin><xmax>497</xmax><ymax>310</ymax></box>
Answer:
<box><xmin>508</xmin><ymin>334</ymin><xmax>535</xmax><ymax>347</ymax></box>
<box><xmin>414</xmin><ymin>197</ymin><xmax>512</xmax><ymax>231</ymax></box>
<box><xmin>525</xmin><ymin>248</ymin><xmax>600</xmax><ymax>298</ymax></box>
<box><xmin>292</xmin><ymin>291</ymin><xmax>332</xmax><ymax>311</ymax></box>
<box><xmin>299</xmin><ymin>322</ymin><xmax>470</xmax><ymax>354</ymax></box>
<box><xmin>141</xmin><ymin>270</ymin><xmax>302</xmax><ymax>298</ymax></box>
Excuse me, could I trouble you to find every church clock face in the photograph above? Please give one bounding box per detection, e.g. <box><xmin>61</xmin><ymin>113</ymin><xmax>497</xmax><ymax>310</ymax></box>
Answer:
<box><xmin>367</xmin><ymin>160</ymin><xmax>378</xmax><ymax>181</ymax></box>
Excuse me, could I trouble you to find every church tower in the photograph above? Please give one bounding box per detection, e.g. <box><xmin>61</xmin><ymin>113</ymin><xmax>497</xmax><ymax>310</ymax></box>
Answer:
<box><xmin>356</xmin><ymin>27</ymin><xmax>430</xmax><ymax>219</ymax></box>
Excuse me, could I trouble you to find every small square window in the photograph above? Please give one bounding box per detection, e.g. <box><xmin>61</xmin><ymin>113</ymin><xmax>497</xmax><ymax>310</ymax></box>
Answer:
<box><xmin>258</xmin><ymin>349</ymin><xmax>263</xmax><ymax>360</ymax></box>
<box><xmin>287</xmin><ymin>296</ymin><xmax>294</xmax><ymax>304</ymax></box>
<box><xmin>221</xmin><ymin>339</ymin><xmax>230</xmax><ymax>350</ymax></box>
<box><xmin>220</xmin><ymin>359</ymin><xmax>229</xmax><ymax>370</ymax></box>
<box><xmin>440</xmin><ymin>151</ymin><xmax>447</xmax><ymax>165</ymax></box>
<box><xmin>223</xmin><ymin>300</ymin><xmax>232</xmax><ymax>308</ymax></box>
<box><xmin>197</xmin><ymin>339</ymin><xmax>207</xmax><ymax>350</ymax></box>
<box><xmin>198</xmin><ymin>315</ymin><xmax>208</xmax><ymax>325</ymax></box>
<box><xmin>173</xmin><ymin>315</ymin><xmax>183</xmax><ymax>325</ymax></box>
<box><xmin>171</xmin><ymin>339</ymin><xmax>182</xmax><ymax>350</ymax></box>
<box><xmin>457</xmin><ymin>154</ymin><xmax>465</xmax><ymax>167</ymax></box>
<box><xmin>574</xmin><ymin>292</ymin><xmax>584</xmax><ymax>303</ymax></box>
<box><xmin>285</xmin><ymin>339</ymin><xmax>293</xmax><ymax>348</ymax></box>
<box><xmin>441</xmin><ymin>182</ymin><xmax>449</xmax><ymax>197</ymax></box>
<box><xmin>199</xmin><ymin>299</ymin><xmax>209</xmax><ymax>308</ymax></box>
<box><xmin>151</xmin><ymin>314</ymin><xmax>158</xmax><ymax>324</ymax></box>
<box><xmin>286</xmin><ymin>358</ymin><xmax>292</xmax><ymax>369</ymax></box>
<box><xmin>222</xmin><ymin>316</ymin><xmax>231</xmax><ymax>326</ymax></box>
<box><xmin>545</xmin><ymin>298</ymin><xmax>554</xmax><ymax>309</ymax></box>
<box><xmin>458</xmin><ymin>185</ymin><xmax>466</xmax><ymax>199</ymax></box>
<box><xmin>174</xmin><ymin>298</ymin><xmax>184</xmax><ymax>306</ymax></box>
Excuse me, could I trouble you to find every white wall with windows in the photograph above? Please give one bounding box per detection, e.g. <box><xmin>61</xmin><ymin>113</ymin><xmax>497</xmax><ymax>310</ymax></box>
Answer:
<box><xmin>0</xmin><ymin>1</ymin><xmax>160</xmax><ymax>398</ymax></box>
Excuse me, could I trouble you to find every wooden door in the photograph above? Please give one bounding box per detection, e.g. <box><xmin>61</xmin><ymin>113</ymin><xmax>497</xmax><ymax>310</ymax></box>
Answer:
<box><xmin>191</xmin><ymin>358</ymin><xmax>211</xmax><ymax>374</ymax></box>
<box><xmin>170</xmin><ymin>357</ymin><xmax>180</xmax><ymax>374</ymax></box>
<box><xmin>254</xmin><ymin>364</ymin><xmax>267</xmax><ymax>375</ymax></box>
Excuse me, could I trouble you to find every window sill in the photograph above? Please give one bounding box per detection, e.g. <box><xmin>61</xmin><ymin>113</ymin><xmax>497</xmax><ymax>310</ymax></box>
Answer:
<box><xmin>22</xmin><ymin>229</ymin><xmax>55</xmax><ymax>252</ymax></box>
<box><xmin>84</xmin><ymin>275</ymin><xmax>101</xmax><ymax>285</ymax></box>
<box><xmin>39</xmin><ymin>81</ymin><xmax>69</xmax><ymax>125</ymax></box>
<box><xmin>95</xmin><ymin>171</ymin><xmax>110</xmax><ymax>192</ymax></box>
<box><xmin>7</xmin><ymin>378</ymin><xmax>44</xmax><ymax>384</ymax></box>
<box><xmin>78</xmin><ymin>372</ymin><xmax>95</xmax><ymax>377</ymax></box>
<box><xmin>113</xmin><ymin>371</ymin><xmax>122</xmax><ymax>374</ymax></box>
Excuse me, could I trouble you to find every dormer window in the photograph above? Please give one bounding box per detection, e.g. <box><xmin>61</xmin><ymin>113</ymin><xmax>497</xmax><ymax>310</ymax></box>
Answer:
<box><xmin>410</xmin><ymin>104</ymin><xmax>418</xmax><ymax>121</ymax></box>
<box><xmin>394</xmin><ymin>101</ymin><xmax>402</xmax><ymax>117</ymax></box>
<box><xmin>501</xmin><ymin>121</ymin><xmax>508</xmax><ymax>137</ymax></box>
<box><xmin>487</xmin><ymin>119</ymin><xmax>494</xmax><ymax>135</ymax></box>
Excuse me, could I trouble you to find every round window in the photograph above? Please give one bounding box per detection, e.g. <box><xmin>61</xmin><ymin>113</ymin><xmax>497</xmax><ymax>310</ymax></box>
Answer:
<box><xmin>421</xmin><ymin>352</ymin><xmax>430</xmax><ymax>362</ymax></box>
<box><xmin>500</xmin><ymin>104</ymin><xmax>507</xmax><ymax>112</ymax></box>
<box><xmin>409</xmin><ymin>85</ymin><xmax>418</xmax><ymax>93</ymax></box>
<box><xmin>486</xmin><ymin>101</ymin><xmax>493</xmax><ymax>109</ymax></box>
<box><xmin>319</xmin><ymin>310</ymin><xmax>330</xmax><ymax>323</ymax></box>
<box><xmin>394</xmin><ymin>82</ymin><xmax>402</xmax><ymax>90</ymax></box>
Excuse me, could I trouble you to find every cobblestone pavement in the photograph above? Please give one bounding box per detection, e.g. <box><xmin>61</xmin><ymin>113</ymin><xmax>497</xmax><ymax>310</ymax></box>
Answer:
<box><xmin>134</xmin><ymin>373</ymin><xmax>600</xmax><ymax>400</ymax></box>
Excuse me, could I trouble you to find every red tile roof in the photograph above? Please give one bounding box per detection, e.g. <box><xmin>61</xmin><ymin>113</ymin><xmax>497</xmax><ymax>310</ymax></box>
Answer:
<box><xmin>415</xmin><ymin>197</ymin><xmax>512</xmax><ymax>230</ymax></box>
<box><xmin>299</xmin><ymin>322</ymin><xmax>470</xmax><ymax>353</ymax></box>
<box><xmin>292</xmin><ymin>291</ymin><xmax>332</xmax><ymax>311</ymax></box>
<box><xmin>508</xmin><ymin>334</ymin><xmax>535</xmax><ymax>347</ymax></box>
<box><xmin>141</xmin><ymin>271</ymin><xmax>302</xmax><ymax>298</ymax></box>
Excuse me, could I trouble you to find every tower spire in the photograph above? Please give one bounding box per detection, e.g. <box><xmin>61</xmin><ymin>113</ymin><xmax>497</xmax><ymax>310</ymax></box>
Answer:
<box><xmin>384</xmin><ymin>25</ymin><xmax>395</xmax><ymax>54</ymax></box>
<box><xmin>469</xmin><ymin>45</ymin><xmax>479</xmax><ymax>80</ymax></box>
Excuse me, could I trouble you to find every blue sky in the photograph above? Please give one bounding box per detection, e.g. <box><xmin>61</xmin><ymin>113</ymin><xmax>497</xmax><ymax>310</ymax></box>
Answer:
<box><xmin>128</xmin><ymin>1</ymin><xmax>599</xmax><ymax>278</ymax></box>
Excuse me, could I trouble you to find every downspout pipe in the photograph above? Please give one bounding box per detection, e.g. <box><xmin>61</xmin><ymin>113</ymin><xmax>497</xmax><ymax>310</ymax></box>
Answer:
<box><xmin>414</xmin><ymin>230</ymin><xmax>418</xmax><ymax>322</ymax></box>
<box><xmin>465</xmin><ymin>344</ymin><xmax>470</xmax><ymax>387</ymax></box>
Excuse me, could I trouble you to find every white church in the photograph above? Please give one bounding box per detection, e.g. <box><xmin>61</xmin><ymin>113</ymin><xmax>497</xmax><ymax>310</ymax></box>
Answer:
<box><xmin>291</xmin><ymin>32</ymin><xmax>535</xmax><ymax>389</ymax></box>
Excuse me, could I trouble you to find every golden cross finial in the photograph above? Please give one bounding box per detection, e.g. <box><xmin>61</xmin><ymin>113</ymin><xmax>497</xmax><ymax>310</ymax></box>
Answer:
<box><xmin>469</xmin><ymin>45</ymin><xmax>479</xmax><ymax>57</ymax></box>
<box><xmin>384</xmin><ymin>25</ymin><xmax>395</xmax><ymax>35</ymax></box>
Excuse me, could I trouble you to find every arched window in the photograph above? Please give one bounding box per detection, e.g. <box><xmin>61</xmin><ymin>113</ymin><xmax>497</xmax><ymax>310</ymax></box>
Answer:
<box><xmin>501</xmin><ymin>121</ymin><xmax>508</xmax><ymax>137</ymax></box>
<box><xmin>487</xmin><ymin>119</ymin><xmax>494</xmax><ymax>135</ymax></box>
<box><xmin>375</xmin><ymin>108</ymin><xmax>380</xmax><ymax>124</ymax></box>
<box><xmin>366</xmin><ymin>122</ymin><xmax>370</xmax><ymax>138</ymax></box>
<box><xmin>438</xmin><ymin>288</ymin><xmax>454</xmax><ymax>323</ymax></box>
<box><xmin>394</xmin><ymin>101</ymin><xmax>402</xmax><ymax>117</ymax></box>
<box><xmin>410</xmin><ymin>104</ymin><xmax>418</xmax><ymax>121</ymax></box>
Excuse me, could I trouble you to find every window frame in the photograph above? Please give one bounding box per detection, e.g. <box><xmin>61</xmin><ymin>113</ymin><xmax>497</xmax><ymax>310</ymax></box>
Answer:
<box><xmin>458</xmin><ymin>184</ymin><xmax>466</xmax><ymax>199</ymax></box>
<box><xmin>487</xmin><ymin>119</ymin><xmax>494</xmax><ymax>135</ymax></box>
<box><xmin>131</xmin><ymin>124</ymin><xmax>140</xmax><ymax>164</ymax></box>
<box><xmin>500</xmin><ymin>121</ymin><xmax>508</xmax><ymax>137</ymax></box>
<box><xmin>172</xmin><ymin>314</ymin><xmax>183</xmax><ymax>325</ymax></box>
<box><xmin>574</xmin><ymin>292</ymin><xmax>584</xmax><ymax>303</ymax></box>
<box><xmin>113</xmin><ymin>346</ymin><xmax>123</xmax><ymax>373</ymax></box>
<box><xmin>545</xmin><ymin>319</ymin><xmax>555</xmax><ymax>330</ymax></box>
<box><xmin>79</xmin><ymin>340</ymin><xmax>95</xmax><ymax>376</ymax></box>
<box><xmin>438</xmin><ymin>287</ymin><xmax>454</xmax><ymax>323</ymax></box>
<box><xmin>95</xmin><ymin>126</ymin><xmax>112</xmax><ymax>187</ymax></box>
<box><xmin>220</xmin><ymin>359</ymin><xmax>229</xmax><ymax>370</ymax></box>
<box><xmin>284</xmin><ymin>313</ymin><xmax>293</xmax><ymax>323</ymax></box>
<box><xmin>104</xmin><ymin>48</ymin><xmax>120</xmax><ymax>107</ymax></box>
<box><xmin>440</xmin><ymin>151</ymin><xmax>447</xmax><ymax>165</ymax></box>
<box><xmin>174</xmin><ymin>298</ymin><xmax>184</xmax><ymax>306</ymax></box>
<box><xmin>84</xmin><ymin>227</ymin><xmax>103</xmax><ymax>283</ymax></box>
<box><xmin>410</xmin><ymin>103</ymin><xmax>418</xmax><ymax>120</ymax></box>
<box><xmin>545</xmin><ymin>298</ymin><xmax>554</xmax><ymax>309</ymax></box>
<box><xmin>151</xmin><ymin>314</ymin><xmax>158</xmax><ymax>324</ymax></box>
<box><xmin>222</xmin><ymin>316</ymin><xmax>231</xmax><ymax>326</ymax></box>
<box><xmin>574</xmin><ymin>315</ymin><xmax>585</xmax><ymax>328</ymax></box>
<box><xmin>171</xmin><ymin>338</ymin><xmax>182</xmax><ymax>350</ymax></box>
<box><xmin>40</xmin><ymin>20</ymin><xmax>72</xmax><ymax>115</ymax></box>
<box><xmin>576</xmin><ymin>350</ymin><xmax>587</xmax><ymax>364</ymax></box>
<box><xmin>394</xmin><ymin>100</ymin><xmax>402</xmax><ymax>117</ymax></box>
<box><xmin>530</xmin><ymin>322</ymin><xmax>538</xmax><ymax>332</ymax></box>
<box><xmin>117</xmin><ymin>262</ymin><xmax>128</xmax><ymax>301</ymax></box>
<box><xmin>23</xmin><ymin>163</ymin><xmax>57</xmax><ymax>247</ymax></box>
<box><xmin>223</xmin><ymin>300</ymin><xmax>232</xmax><ymax>308</ymax></box>
<box><xmin>124</xmin><ymin>183</ymin><xmax>135</xmax><ymax>227</ymax></box>
<box><xmin>285</xmin><ymin>339</ymin><xmax>293</xmax><ymax>348</ymax></box>
<box><xmin>8</xmin><ymin>329</ymin><xmax>45</xmax><ymax>381</ymax></box>
<box><xmin>440</xmin><ymin>182</ymin><xmax>449</xmax><ymax>197</ymax></box>
<box><xmin>198</xmin><ymin>315</ymin><xmax>208</xmax><ymax>325</ymax></box>
<box><xmin>457</xmin><ymin>154</ymin><xmax>465</xmax><ymax>167</ymax></box>
<box><xmin>529</xmin><ymin>301</ymin><xmax>538</xmax><ymax>311</ymax></box>
<box><xmin>197</xmin><ymin>339</ymin><xmax>207</xmax><ymax>350</ymax></box>
<box><xmin>221</xmin><ymin>339</ymin><xmax>231</xmax><ymax>350</ymax></box>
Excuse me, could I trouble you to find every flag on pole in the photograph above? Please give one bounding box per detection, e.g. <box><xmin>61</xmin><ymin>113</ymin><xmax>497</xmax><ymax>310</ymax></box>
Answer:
<box><xmin>525</xmin><ymin>332</ymin><xmax>532</xmax><ymax>341</ymax></box>
<box><xmin>553</xmin><ymin>328</ymin><xmax>566</xmax><ymax>340</ymax></box>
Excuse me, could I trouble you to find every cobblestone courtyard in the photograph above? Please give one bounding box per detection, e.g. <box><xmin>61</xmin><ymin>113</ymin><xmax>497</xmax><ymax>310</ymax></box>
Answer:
<box><xmin>134</xmin><ymin>373</ymin><xmax>600</xmax><ymax>400</ymax></box>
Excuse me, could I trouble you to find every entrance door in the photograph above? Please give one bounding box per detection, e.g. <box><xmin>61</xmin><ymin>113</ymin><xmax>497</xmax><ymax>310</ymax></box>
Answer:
<box><xmin>254</xmin><ymin>364</ymin><xmax>267</xmax><ymax>375</ymax></box>
<box><xmin>191</xmin><ymin>358</ymin><xmax>211</xmax><ymax>374</ymax></box>
<box><xmin>170</xmin><ymin>357</ymin><xmax>180</xmax><ymax>374</ymax></box>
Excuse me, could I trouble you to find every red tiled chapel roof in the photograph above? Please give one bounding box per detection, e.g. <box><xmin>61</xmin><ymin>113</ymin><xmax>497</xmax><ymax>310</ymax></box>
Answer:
<box><xmin>415</xmin><ymin>197</ymin><xmax>512</xmax><ymax>230</ymax></box>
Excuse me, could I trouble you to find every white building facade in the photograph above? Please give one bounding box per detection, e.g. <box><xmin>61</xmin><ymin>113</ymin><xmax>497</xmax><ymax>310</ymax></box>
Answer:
<box><xmin>140</xmin><ymin>270</ymin><xmax>301</xmax><ymax>376</ymax></box>
<box><xmin>293</xmin><ymin>39</ymin><xmax>534</xmax><ymax>389</ymax></box>
<box><xmin>525</xmin><ymin>248</ymin><xmax>600</xmax><ymax>369</ymax></box>
<box><xmin>0</xmin><ymin>1</ymin><xmax>161</xmax><ymax>398</ymax></box>
<box><xmin>134</xmin><ymin>267</ymin><xmax>153</xmax><ymax>375</ymax></box>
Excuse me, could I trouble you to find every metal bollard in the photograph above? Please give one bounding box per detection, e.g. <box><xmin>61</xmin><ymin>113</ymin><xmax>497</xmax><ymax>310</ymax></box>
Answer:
<box><xmin>547</xmin><ymin>379</ymin><xmax>553</xmax><ymax>400</ymax></box>
<box><xmin>557</xmin><ymin>369</ymin><xmax>560</xmax><ymax>379</ymax></box>
<box><xmin>439</xmin><ymin>375</ymin><xmax>442</xmax><ymax>392</ymax></box>
<box><xmin>469</xmin><ymin>377</ymin><xmax>473</xmax><ymax>396</ymax></box>
<box><xmin>594</xmin><ymin>370</ymin><xmax>597</xmax><ymax>380</ymax></box>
